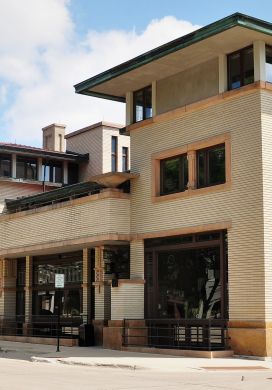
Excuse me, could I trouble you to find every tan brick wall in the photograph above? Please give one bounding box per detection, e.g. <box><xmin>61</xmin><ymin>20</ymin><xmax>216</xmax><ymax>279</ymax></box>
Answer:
<box><xmin>130</xmin><ymin>89</ymin><xmax>267</xmax><ymax>321</ymax></box>
<box><xmin>0</xmin><ymin>192</ymin><xmax>130</xmax><ymax>257</ymax></box>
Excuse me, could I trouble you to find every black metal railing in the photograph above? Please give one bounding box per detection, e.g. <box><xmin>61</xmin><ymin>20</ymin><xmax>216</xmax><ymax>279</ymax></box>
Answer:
<box><xmin>123</xmin><ymin>318</ymin><xmax>229</xmax><ymax>351</ymax></box>
<box><xmin>0</xmin><ymin>315</ymin><xmax>87</xmax><ymax>339</ymax></box>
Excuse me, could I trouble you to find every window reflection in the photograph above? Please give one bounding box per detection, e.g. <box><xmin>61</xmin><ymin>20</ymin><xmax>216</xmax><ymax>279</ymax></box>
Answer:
<box><xmin>157</xmin><ymin>247</ymin><xmax>221</xmax><ymax>319</ymax></box>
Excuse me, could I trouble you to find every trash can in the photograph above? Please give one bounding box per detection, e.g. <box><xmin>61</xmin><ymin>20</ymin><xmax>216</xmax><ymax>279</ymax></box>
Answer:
<box><xmin>78</xmin><ymin>324</ymin><xmax>94</xmax><ymax>346</ymax></box>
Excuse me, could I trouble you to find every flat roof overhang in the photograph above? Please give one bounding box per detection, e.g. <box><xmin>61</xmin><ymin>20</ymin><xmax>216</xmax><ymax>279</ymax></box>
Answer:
<box><xmin>74</xmin><ymin>13</ymin><xmax>272</xmax><ymax>102</ymax></box>
<box><xmin>0</xmin><ymin>145</ymin><xmax>89</xmax><ymax>162</ymax></box>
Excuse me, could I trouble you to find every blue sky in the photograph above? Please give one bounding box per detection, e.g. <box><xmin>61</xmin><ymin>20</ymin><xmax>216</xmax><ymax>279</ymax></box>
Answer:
<box><xmin>69</xmin><ymin>0</ymin><xmax>272</xmax><ymax>35</ymax></box>
<box><xmin>1</xmin><ymin>0</ymin><xmax>272</xmax><ymax>146</ymax></box>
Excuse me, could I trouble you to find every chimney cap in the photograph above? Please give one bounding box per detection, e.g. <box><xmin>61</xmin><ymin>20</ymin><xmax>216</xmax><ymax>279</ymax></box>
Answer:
<box><xmin>42</xmin><ymin>123</ymin><xmax>66</xmax><ymax>132</ymax></box>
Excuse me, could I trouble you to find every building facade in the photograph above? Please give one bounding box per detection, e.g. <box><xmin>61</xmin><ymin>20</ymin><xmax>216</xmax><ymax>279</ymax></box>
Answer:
<box><xmin>1</xmin><ymin>13</ymin><xmax>272</xmax><ymax>357</ymax></box>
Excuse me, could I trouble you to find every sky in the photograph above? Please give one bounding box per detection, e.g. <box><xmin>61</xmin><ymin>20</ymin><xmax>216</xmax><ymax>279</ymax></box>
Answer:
<box><xmin>1</xmin><ymin>0</ymin><xmax>272</xmax><ymax>146</ymax></box>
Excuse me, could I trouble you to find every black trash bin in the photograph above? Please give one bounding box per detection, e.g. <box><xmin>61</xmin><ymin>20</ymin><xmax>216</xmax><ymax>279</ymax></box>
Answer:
<box><xmin>78</xmin><ymin>324</ymin><xmax>94</xmax><ymax>346</ymax></box>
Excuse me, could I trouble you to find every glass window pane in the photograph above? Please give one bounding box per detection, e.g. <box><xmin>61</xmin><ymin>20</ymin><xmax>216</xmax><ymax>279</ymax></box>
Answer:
<box><xmin>145</xmin><ymin>86</ymin><xmax>152</xmax><ymax>119</ymax></box>
<box><xmin>134</xmin><ymin>90</ymin><xmax>144</xmax><ymax>122</ymax></box>
<box><xmin>208</xmin><ymin>145</ymin><xmax>225</xmax><ymax>185</ymax></box>
<box><xmin>16</xmin><ymin>157</ymin><xmax>37</xmax><ymax>180</ymax></box>
<box><xmin>228</xmin><ymin>52</ymin><xmax>241</xmax><ymax>89</ymax></box>
<box><xmin>161</xmin><ymin>157</ymin><xmax>180</xmax><ymax>195</ymax></box>
<box><xmin>111</xmin><ymin>155</ymin><xmax>117</xmax><ymax>172</ymax></box>
<box><xmin>68</xmin><ymin>163</ymin><xmax>79</xmax><ymax>184</ymax></box>
<box><xmin>0</xmin><ymin>154</ymin><xmax>11</xmax><ymax>177</ymax></box>
<box><xmin>243</xmin><ymin>47</ymin><xmax>254</xmax><ymax>86</ymax></box>
<box><xmin>111</xmin><ymin>136</ymin><xmax>117</xmax><ymax>154</ymax></box>
<box><xmin>266</xmin><ymin>46</ymin><xmax>272</xmax><ymax>83</ymax></box>
<box><xmin>157</xmin><ymin>247</ymin><xmax>221</xmax><ymax>319</ymax></box>
<box><xmin>122</xmin><ymin>147</ymin><xmax>128</xmax><ymax>172</ymax></box>
<box><xmin>53</xmin><ymin>164</ymin><xmax>62</xmax><ymax>183</ymax></box>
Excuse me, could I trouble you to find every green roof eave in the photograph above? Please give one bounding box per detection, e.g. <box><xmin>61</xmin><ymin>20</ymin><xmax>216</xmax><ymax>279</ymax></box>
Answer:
<box><xmin>74</xmin><ymin>12</ymin><xmax>272</xmax><ymax>101</ymax></box>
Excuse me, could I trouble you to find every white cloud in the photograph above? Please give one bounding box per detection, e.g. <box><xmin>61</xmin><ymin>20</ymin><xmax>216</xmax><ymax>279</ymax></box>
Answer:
<box><xmin>0</xmin><ymin>1</ymin><xmax>200</xmax><ymax>146</ymax></box>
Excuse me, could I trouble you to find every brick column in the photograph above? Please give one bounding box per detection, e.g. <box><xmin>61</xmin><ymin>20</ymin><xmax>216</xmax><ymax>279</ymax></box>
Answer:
<box><xmin>82</xmin><ymin>248</ymin><xmax>91</xmax><ymax>322</ymax></box>
<box><xmin>94</xmin><ymin>247</ymin><xmax>111</xmax><ymax>320</ymax></box>
<box><xmin>1</xmin><ymin>258</ymin><xmax>17</xmax><ymax>317</ymax></box>
<box><xmin>25</xmin><ymin>256</ymin><xmax>32</xmax><ymax>322</ymax></box>
<box><xmin>187</xmin><ymin>150</ymin><xmax>197</xmax><ymax>190</ymax></box>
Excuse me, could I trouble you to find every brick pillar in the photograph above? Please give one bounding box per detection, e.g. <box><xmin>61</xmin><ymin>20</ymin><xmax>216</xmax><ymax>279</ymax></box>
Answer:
<box><xmin>82</xmin><ymin>248</ymin><xmax>91</xmax><ymax>322</ymax></box>
<box><xmin>25</xmin><ymin>256</ymin><xmax>32</xmax><ymax>321</ymax></box>
<box><xmin>94</xmin><ymin>247</ymin><xmax>111</xmax><ymax>320</ymax></box>
<box><xmin>1</xmin><ymin>258</ymin><xmax>17</xmax><ymax>317</ymax></box>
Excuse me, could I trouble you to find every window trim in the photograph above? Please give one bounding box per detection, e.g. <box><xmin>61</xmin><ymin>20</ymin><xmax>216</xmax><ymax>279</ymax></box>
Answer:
<box><xmin>152</xmin><ymin>133</ymin><xmax>231</xmax><ymax>202</ymax></box>
<box><xmin>133</xmin><ymin>85</ymin><xmax>152</xmax><ymax>123</ymax></box>
<box><xmin>227</xmin><ymin>45</ymin><xmax>254</xmax><ymax>91</ymax></box>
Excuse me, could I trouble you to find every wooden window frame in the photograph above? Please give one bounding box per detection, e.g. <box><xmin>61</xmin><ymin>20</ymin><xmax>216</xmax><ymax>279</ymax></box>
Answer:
<box><xmin>227</xmin><ymin>45</ymin><xmax>254</xmax><ymax>91</ymax></box>
<box><xmin>152</xmin><ymin>133</ymin><xmax>231</xmax><ymax>203</ymax></box>
<box><xmin>133</xmin><ymin>85</ymin><xmax>152</xmax><ymax>123</ymax></box>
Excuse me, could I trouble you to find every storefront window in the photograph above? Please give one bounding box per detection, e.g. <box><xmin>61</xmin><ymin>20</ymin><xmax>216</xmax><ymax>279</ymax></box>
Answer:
<box><xmin>145</xmin><ymin>231</ymin><xmax>227</xmax><ymax>320</ymax></box>
<box><xmin>157</xmin><ymin>248</ymin><xmax>220</xmax><ymax>319</ymax></box>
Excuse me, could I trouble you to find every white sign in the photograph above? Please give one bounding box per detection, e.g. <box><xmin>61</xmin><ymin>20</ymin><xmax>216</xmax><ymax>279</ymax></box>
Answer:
<box><xmin>55</xmin><ymin>274</ymin><xmax>65</xmax><ymax>288</ymax></box>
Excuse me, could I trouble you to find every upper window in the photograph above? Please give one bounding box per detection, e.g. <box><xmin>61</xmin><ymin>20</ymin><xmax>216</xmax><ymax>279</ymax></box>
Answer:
<box><xmin>160</xmin><ymin>154</ymin><xmax>188</xmax><ymax>196</ymax></box>
<box><xmin>197</xmin><ymin>144</ymin><xmax>225</xmax><ymax>188</ymax></box>
<box><xmin>42</xmin><ymin>160</ymin><xmax>63</xmax><ymax>183</ymax></box>
<box><xmin>133</xmin><ymin>85</ymin><xmax>152</xmax><ymax>123</ymax></box>
<box><xmin>0</xmin><ymin>154</ymin><xmax>11</xmax><ymax>177</ymax></box>
<box><xmin>16</xmin><ymin>156</ymin><xmax>37</xmax><ymax>181</ymax></box>
<box><xmin>111</xmin><ymin>136</ymin><xmax>118</xmax><ymax>172</ymax></box>
<box><xmin>266</xmin><ymin>45</ymin><xmax>272</xmax><ymax>83</ymax></box>
<box><xmin>228</xmin><ymin>46</ymin><xmax>254</xmax><ymax>90</ymax></box>
<box><xmin>68</xmin><ymin>163</ymin><xmax>79</xmax><ymax>185</ymax></box>
<box><xmin>122</xmin><ymin>147</ymin><xmax>129</xmax><ymax>172</ymax></box>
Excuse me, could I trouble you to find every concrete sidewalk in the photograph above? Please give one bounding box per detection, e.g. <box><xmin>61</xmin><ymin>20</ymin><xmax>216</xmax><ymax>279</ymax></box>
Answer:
<box><xmin>1</xmin><ymin>340</ymin><xmax>272</xmax><ymax>373</ymax></box>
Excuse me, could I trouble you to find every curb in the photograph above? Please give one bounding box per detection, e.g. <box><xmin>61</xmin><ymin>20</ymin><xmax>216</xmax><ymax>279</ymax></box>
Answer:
<box><xmin>31</xmin><ymin>356</ymin><xmax>140</xmax><ymax>370</ymax></box>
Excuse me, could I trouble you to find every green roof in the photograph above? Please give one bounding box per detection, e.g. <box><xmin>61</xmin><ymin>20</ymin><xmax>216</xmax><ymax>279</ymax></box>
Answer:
<box><xmin>74</xmin><ymin>13</ymin><xmax>272</xmax><ymax>102</ymax></box>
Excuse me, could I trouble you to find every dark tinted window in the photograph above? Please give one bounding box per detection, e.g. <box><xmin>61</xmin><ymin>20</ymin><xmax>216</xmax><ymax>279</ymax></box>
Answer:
<box><xmin>266</xmin><ymin>45</ymin><xmax>272</xmax><ymax>83</ymax></box>
<box><xmin>0</xmin><ymin>154</ymin><xmax>11</xmax><ymax>177</ymax></box>
<box><xmin>111</xmin><ymin>136</ymin><xmax>118</xmax><ymax>172</ymax></box>
<box><xmin>228</xmin><ymin>46</ymin><xmax>254</xmax><ymax>90</ymax></box>
<box><xmin>122</xmin><ymin>147</ymin><xmax>128</xmax><ymax>172</ymax></box>
<box><xmin>68</xmin><ymin>163</ymin><xmax>79</xmax><ymax>184</ymax></box>
<box><xmin>197</xmin><ymin>144</ymin><xmax>225</xmax><ymax>188</ymax></box>
<box><xmin>16</xmin><ymin>156</ymin><xmax>37</xmax><ymax>180</ymax></box>
<box><xmin>160</xmin><ymin>154</ymin><xmax>188</xmax><ymax>195</ymax></box>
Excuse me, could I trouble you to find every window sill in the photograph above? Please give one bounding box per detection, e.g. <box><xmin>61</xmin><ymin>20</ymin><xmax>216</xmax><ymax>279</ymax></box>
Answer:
<box><xmin>152</xmin><ymin>182</ymin><xmax>231</xmax><ymax>203</ymax></box>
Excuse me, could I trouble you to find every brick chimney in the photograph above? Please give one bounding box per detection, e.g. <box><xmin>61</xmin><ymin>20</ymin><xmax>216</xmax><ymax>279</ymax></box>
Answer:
<box><xmin>42</xmin><ymin>123</ymin><xmax>66</xmax><ymax>152</ymax></box>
